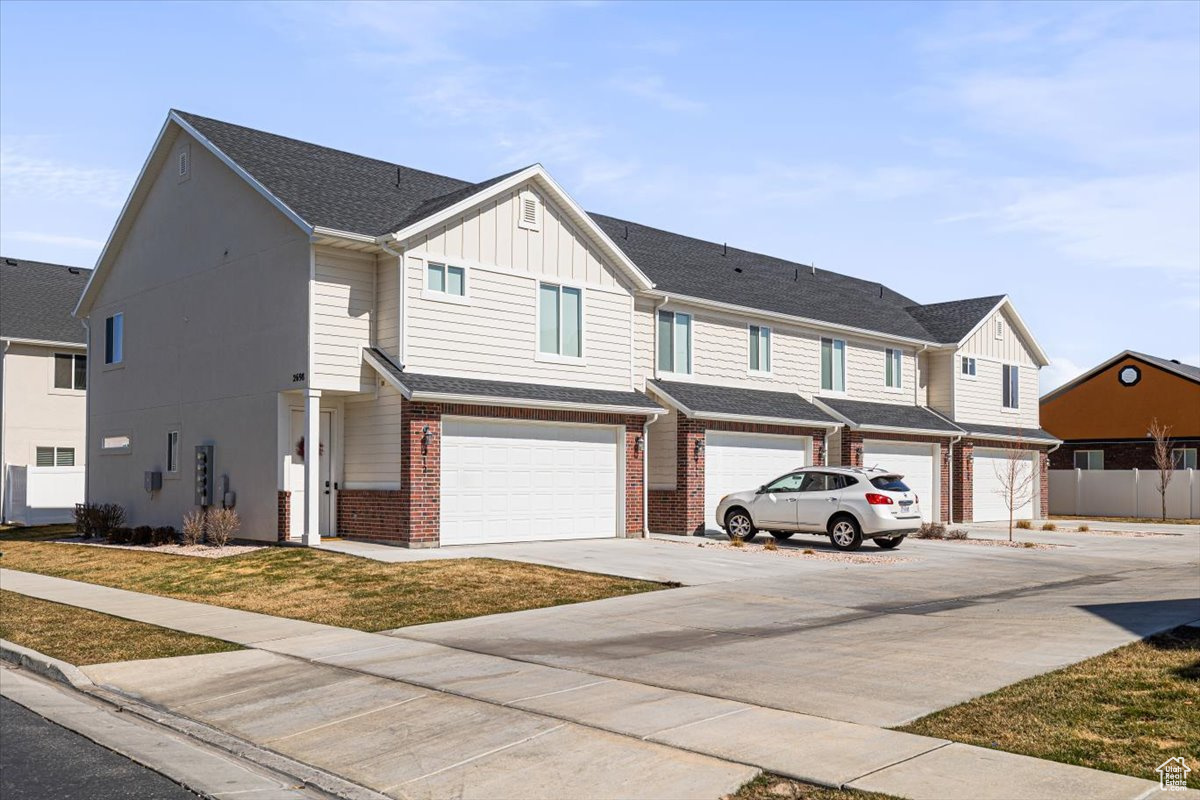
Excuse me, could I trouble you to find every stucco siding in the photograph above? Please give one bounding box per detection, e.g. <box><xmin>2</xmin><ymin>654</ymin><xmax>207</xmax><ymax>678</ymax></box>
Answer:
<box><xmin>1</xmin><ymin>344</ymin><xmax>87</xmax><ymax>470</ymax></box>
<box><xmin>960</xmin><ymin>306</ymin><xmax>1037</xmax><ymax>366</ymax></box>
<box><xmin>86</xmin><ymin>129</ymin><xmax>310</xmax><ymax>540</ymax></box>
<box><xmin>342</xmin><ymin>386</ymin><xmax>404</xmax><ymax>487</ymax></box>
<box><xmin>312</xmin><ymin>247</ymin><xmax>375</xmax><ymax>392</ymax></box>
<box><xmin>648</xmin><ymin>406</ymin><xmax>678</xmax><ymax>489</ymax></box>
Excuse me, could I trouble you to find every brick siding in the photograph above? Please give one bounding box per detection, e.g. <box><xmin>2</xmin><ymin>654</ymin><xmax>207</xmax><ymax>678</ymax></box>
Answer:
<box><xmin>1052</xmin><ymin>439</ymin><xmax>1200</xmax><ymax>471</ymax></box>
<box><xmin>277</xmin><ymin>491</ymin><xmax>290</xmax><ymax>541</ymax></box>
<box><xmin>649</xmin><ymin>419</ymin><xmax>828</xmax><ymax>535</ymax></box>
<box><xmin>337</xmin><ymin>490</ymin><xmax>405</xmax><ymax>541</ymax></box>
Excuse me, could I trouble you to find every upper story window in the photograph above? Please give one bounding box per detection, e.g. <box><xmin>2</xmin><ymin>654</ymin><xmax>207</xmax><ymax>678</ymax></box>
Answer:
<box><xmin>427</xmin><ymin>262</ymin><xmax>466</xmax><ymax>297</ymax></box>
<box><xmin>749</xmin><ymin>325</ymin><xmax>771</xmax><ymax>373</ymax></box>
<box><xmin>820</xmin><ymin>337</ymin><xmax>845</xmax><ymax>393</ymax></box>
<box><xmin>657</xmin><ymin>310</ymin><xmax>692</xmax><ymax>374</ymax></box>
<box><xmin>54</xmin><ymin>353</ymin><xmax>87</xmax><ymax>390</ymax></box>
<box><xmin>1074</xmin><ymin>450</ymin><xmax>1103</xmax><ymax>470</ymax></box>
<box><xmin>1002</xmin><ymin>364</ymin><xmax>1020</xmax><ymax>409</ymax></box>
<box><xmin>166</xmin><ymin>430</ymin><xmax>180</xmax><ymax>474</ymax></box>
<box><xmin>961</xmin><ymin>356</ymin><xmax>977</xmax><ymax>377</ymax></box>
<box><xmin>1173</xmin><ymin>448</ymin><xmax>1198</xmax><ymax>470</ymax></box>
<box><xmin>885</xmin><ymin>348</ymin><xmax>903</xmax><ymax>389</ymax></box>
<box><xmin>104</xmin><ymin>313</ymin><xmax>123</xmax><ymax>365</ymax></box>
<box><xmin>36</xmin><ymin>446</ymin><xmax>75</xmax><ymax>467</ymax></box>
<box><xmin>538</xmin><ymin>282</ymin><xmax>582</xmax><ymax>358</ymax></box>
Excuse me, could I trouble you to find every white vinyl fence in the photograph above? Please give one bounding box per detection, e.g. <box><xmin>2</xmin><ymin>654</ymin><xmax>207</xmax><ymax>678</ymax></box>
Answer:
<box><xmin>1049</xmin><ymin>469</ymin><xmax>1199</xmax><ymax>519</ymax></box>
<box><xmin>3</xmin><ymin>465</ymin><xmax>85</xmax><ymax>525</ymax></box>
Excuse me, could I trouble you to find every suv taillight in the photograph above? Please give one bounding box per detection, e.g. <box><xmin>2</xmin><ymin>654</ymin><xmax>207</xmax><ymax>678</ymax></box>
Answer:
<box><xmin>865</xmin><ymin>493</ymin><xmax>894</xmax><ymax>505</ymax></box>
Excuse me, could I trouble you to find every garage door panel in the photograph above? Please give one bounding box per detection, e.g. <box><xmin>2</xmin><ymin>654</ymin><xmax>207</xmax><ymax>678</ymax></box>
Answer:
<box><xmin>863</xmin><ymin>441</ymin><xmax>938</xmax><ymax>523</ymax></box>
<box><xmin>704</xmin><ymin>432</ymin><xmax>811</xmax><ymax>532</ymax></box>
<box><xmin>441</xmin><ymin>418</ymin><xmax>620</xmax><ymax>545</ymax></box>
<box><xmin>973</xmin><ymin>448</ymin><xmax>1035</xmax><ymax>522</ymax></box>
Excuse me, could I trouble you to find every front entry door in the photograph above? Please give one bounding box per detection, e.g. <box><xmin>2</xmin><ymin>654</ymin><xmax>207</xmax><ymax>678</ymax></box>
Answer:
<box><xmin>289</xmin><ymin>409</ymin><xmax>334</xmax><ymax>537</ymax></box>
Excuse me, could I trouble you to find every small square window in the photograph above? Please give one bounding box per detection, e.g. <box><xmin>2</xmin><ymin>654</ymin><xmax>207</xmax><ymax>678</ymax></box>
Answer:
<box><xmin>1172</xmin><ymin>448</ymin><xmax>1198</xmax><ymax>470</ymax></box>
<box><xmin>426</xmin><ymin>263</ymin><xmax>465</xmax><ymax>297</ymax></box>
<box><xmin>1074</xmin><ymin>450</ymin><xmax>1103</xmax><ymax>470</ymax></box>
<box><xmin>54</xmin><ymin>353</ymin><xmax>87</xmax><ymax>390</ymax></box>
<box><xmin>35</xmin><ymin>446</ymin><xmax>74</xmax><ymax>467</ymax></box>
<box><xmin>961</xmin><ymin>356</ymin><xmax>977</xmax><ymax>377</ymax></box>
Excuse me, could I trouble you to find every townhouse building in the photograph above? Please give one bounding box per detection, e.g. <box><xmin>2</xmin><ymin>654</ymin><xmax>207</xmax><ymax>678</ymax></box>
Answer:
<box><xmin>75</xmin><ymin>111</ymin><xmax>1058</xmax><ymax>546</ymax></box>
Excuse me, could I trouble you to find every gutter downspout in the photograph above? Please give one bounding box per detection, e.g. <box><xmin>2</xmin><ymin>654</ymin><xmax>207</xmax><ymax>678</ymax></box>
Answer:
<box><xmin>823</xmin><ymin>423</ymin><xmax>840</xmax><ymax>466</ymax></box>
<box><xmin>947</xmin><ymin>433</ymin><xmax>962</xmax><ymax>524</ymax></box>
<box><xmin>643</xmin><ymin>413</ymin><xmax>658</xmax><ymax>536</ymax></box>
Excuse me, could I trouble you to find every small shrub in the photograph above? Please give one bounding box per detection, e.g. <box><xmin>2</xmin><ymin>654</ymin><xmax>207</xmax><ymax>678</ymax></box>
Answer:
<box><xmin>764</xmin><ymin>538</ymin><xmax>778</xmax><ymax>551</ymax></box>
<box><xmin>915</xmin><ymin>522</ymin><xmax>946</xmax><ymax>539</ymax></box>
<box><xmin>206</xmin><ymin>508</ymin><xmax>240</xmax><ymax>547</ymax></box>
<box><xmin>729</xmin><ymin>535</ymin><xmax>745</xmax><ymax>548</ymax></box>
<box><xmin>802</xmin><ymin>549</ymin><xmax>815</xmax><ymax>555</ymax></box>
<box><xmin>151</xmin><ymin>526</ymin><xmax>178</xmax><ymax>545</ymax></box>
<box><xmin>1015</xmin><ymin>519</ymin><xmax>1033</xmax><ymax>530</ymax></box>
<box><xmin>181</xmin><ymin>510</ymin><xmax>206</xmax><ymax>546</ymax></box>
<box><xmin>1022</xmin><ymin>541</ymin><xmax>1037</xmax><ymax>548</ymax></box>
<box><xmin>1041</xmin><ymin>522</ymin><xmax>1057</xmax><ymax>531</ymax></box>
<box><xmin>1077</xmin><ymin>524</ymin><xmax>1090</xmax><ymax>532</ymax></box>
<box><xmin>92</xmin><ymin>503</ymin><xmax>126</xmax><ymax>538</ymax></box>
<box><xmin>107</xmin><ymin>526</ymin><xmax>133</xmax><ymax>544</ymax></box>
<box><xmin>74</xmin><ymin>503</ymin><xmax>99</xmax><ymax>539</ymax></box>
<box><xmin>946</xmin><ymin>528</ymin><xmax>969</xmax><ymax>540</ymax></box>
<box><xmin>131</xmin><ymin>525</ymin><xmax>154</xmax><ymax>546</ymax></box>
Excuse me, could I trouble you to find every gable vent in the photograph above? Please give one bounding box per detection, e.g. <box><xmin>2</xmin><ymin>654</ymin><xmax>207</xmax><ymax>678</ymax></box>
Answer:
<box><xmin>994</xmin><ymin>317</ymin><xmax>1004</xmax><ymax>339</ymax></box>
<box><xmin>517</xmin><ymin>189</ymin><xmax>541</xmax><ymax>231</ymax></box>
<box><xmin>177</xmin><ymin>143</ymin><xmax>191</xmax><ymax>183</ymax></box>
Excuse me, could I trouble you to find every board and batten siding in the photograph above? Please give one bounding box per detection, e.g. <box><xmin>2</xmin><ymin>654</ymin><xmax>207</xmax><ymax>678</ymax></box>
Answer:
<box><xmin>960</xmin><ymin>306</ymin><xmax>1036</xmax><ymax>365</ymax></box>
<box><xmin>647</xmin><ymin>406</ymin><xmax>678</xmax><ymax>489</ymax></box>
<box><xmin>311</xmin><ymin>247</ymin><xmax>375</xmax><ymax>392</ymax></box>
<box><xmin>341</xmin><ymin>385</ymin><xmax>404</xmax><ymax>487</ymax></box>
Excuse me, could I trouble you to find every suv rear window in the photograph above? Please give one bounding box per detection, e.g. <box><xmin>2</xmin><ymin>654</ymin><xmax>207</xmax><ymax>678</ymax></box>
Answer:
<box><xmin>870</xmin><ymin>475</ymin><xmax>910</xmax><ymax>492</ymax></box>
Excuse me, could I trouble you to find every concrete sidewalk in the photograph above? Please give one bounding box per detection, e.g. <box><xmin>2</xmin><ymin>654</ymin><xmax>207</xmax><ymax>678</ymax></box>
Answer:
<box><xmin>0</xmin><ymin>568</ymin><xmax>1171</xmax><ymax>800</ymax></box>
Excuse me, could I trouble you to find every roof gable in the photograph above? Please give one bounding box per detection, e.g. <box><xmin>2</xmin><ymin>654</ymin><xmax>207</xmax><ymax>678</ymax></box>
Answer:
<box><xmin>904</xmin><ymin>295</ymin><xmax>1005</xmax><ymax>343</ymax></box>
<box><xmin>1041</xmin><ymin>350</ymin><xmax>1200</xmax><ymax>403</ymax></box>
<box><xmin>1</xmin><ymin>257</ymin><xmax>90</xmax><ymax>343</ymax></box>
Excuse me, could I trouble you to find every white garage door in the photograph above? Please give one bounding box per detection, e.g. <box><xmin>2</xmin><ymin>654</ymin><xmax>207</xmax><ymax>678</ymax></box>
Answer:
<box><xmin>863</xmin><ymin>440</ymin><xmax>938</xmax><ymax>523</ymax></box>
<box><xmin>705</xmin><ymin>432</ymin><xmax>810</xmax><ymax>531</ymax></box>
<box><xmin>440</xmin><ymin>418</ymin><xmax>620</xmax><ymax>545</ymax></box>
<box><xmin>973</xmin><ymin>447</ymin><xmax>1036</xmax><ymax>522</ymax></box>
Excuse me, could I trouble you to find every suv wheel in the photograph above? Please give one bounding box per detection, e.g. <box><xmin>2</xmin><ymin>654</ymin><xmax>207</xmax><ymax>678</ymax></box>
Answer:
<box><xmin>725</xmin><ymin>509</ymin><xmax>758</xmax><ymax>543</ymax></box>
<box><xmin>828</xmin><ymin>516</ymin><xmax>863</xmax><ymax>551</ymax></box>
<box><xmin>875</xmin><ymin>535</ymin><xmax>904</xmax><ymax>550</ymax></box>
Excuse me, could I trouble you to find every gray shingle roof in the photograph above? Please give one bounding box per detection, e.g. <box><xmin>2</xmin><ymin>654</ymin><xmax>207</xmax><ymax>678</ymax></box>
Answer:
<box><xmin>961</xmin><ymin>423</ymin><xmax>1060</xmax><ymax>443</ymax></box>
<box><xmin>177</xmin><ymin>111</ymin><xmax>1016</xmax><ymax>345</ymax></box>
<box><xmin>815</xmin><ymin>397</ymin><xmax>963</xmax><ymax>434</ymax></box>
<box><xmin>648</xmin><ymin>380</ymin><xmax>835</xmax><ymax>424</ymax></box>
<box><xmin>904</xmin><ymin>295</ymin><xmax>1004</xmax><ymax>343</ymax></box>
<box><xmin>366</xmin><ymin>348</ymin><xmax>662</xmax><ymax>412</ymax></box>
<box><xmin>0</xmin><ymin>257</ymin><xmax>90</xmax><ymax>344</ymax></box>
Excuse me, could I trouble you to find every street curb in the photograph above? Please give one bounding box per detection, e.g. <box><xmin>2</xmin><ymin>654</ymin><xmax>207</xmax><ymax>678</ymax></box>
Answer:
<box><xmin>0</xmin><ymin>641</ymin><xmax>390</xmax><ymax>800</ymax></box>
<box><xmin>0</xmin><ymin>638</ymin><xmax>94</xmax><ymax>689</ymax></box>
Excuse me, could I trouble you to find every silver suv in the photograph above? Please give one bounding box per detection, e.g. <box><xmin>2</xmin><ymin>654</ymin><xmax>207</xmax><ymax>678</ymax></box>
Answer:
<box><xmin>715</xmin><ymin>466</ymin><xmax>923</xmax><ymax>551</ymax></box>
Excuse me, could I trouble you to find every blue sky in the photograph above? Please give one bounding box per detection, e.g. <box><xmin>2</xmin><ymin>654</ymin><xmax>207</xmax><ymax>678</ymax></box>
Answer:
<box><xmin>2</xmin><ymin>1</ymin><xmax>1197</xmax><ymax>393</ymax></box>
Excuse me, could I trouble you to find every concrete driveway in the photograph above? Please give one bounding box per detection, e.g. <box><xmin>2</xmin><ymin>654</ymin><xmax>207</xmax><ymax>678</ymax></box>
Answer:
<box><xmin>390</xmin><ymin>526</ymin><xmax>1200</xmax><ymax>727</ymax></box>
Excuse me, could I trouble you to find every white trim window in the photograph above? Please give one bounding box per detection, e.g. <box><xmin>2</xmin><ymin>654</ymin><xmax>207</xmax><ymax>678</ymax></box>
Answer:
<box><xmin>820</xmin><ymin>337</ymin><xmax>846</xmax><ymax>393</ymax></box>
<box><xmin>104</xmin><ymin>313</ymin><xmax>123</xmax><ymax>365</ymax></box>
<box><xmin>35</xmin><ymin>446</ymin><xmax>75</xmax><ymax>467</ymax></box>
<box><xmin>426</xmin><ymin>262</ymin><xmax>466</xmax><ymax>298</ymax></box>
<box><xmin>101</xmin><ymin>434</ymin><xmax>132</xmax><ymax>454</ymax></box>
<box><xmin>1002</xmin><ymin>364</ymin><xmax>1020</xmax><ymax>409</ymax></box>
<box><xmin>538</xmin><ymin>282</ymin><xmax>583</xmax><ymax>358</ymax></box>
<box><xmin>749</xmin><ymin>325</ymin><xmax>771</xmax><ymax>373</ymax></box>
<box><xmin>961</xmin><ymin>356</ymin><xmax>977</xmax><ymax>377</ymax></box>
<box><xmin>657</xmin><ymin>310</ymin><xmax>692</xmax><ymax>374</ymax></box>
<box><xmin>166</xmin><ymin>430</ymin><xmax>181</xmax><ymax>474</ymax></box>
<box><xmin>1173</xmin><ymin>448</ymin><xmax>1198</xmax><ymax>470</ymax></box>
<box><xmin>54</xmin><ymin>353</ymin><xmax>87</xmax><ymax>390</ymax></box>
<box><xmin>1074</xmin><ymin>450</ymin><xmax>1103</xmax><ymax>470</ymax></box>
<box><xmin>885</xmin><ymin>348</ymin><xmax>903</xmax><ymax>389</ymax></box>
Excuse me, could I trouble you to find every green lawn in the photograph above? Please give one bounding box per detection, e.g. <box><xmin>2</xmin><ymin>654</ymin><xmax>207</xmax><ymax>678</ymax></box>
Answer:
<box><xmin>1</xmin><ymin>590</ymin><xmax>240</xmax><ymax>665</ymax></box>
<box><xmin>900</xmin><ymin>626</ymin><xmax>1200</xmax><ymax>788</ymax></box>
<box><xmin>0</xmin><ymin>525</ymin><xmax>665</xmax><ymax>631</ymax></box>
<box><xmin>727</xmin><ymin>774</ymin><xmax>895</xmax><ymax>800</ymax></box>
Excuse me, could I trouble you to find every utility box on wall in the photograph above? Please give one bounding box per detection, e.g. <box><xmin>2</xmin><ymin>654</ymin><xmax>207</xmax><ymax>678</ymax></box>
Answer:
<box><xmin>194</xmin><ymin>445</ymin><xmax>214</xmax><ymax>506</ymax></box>
<box><xmin>144</xmin><ymin>471</ymin><xmax>162</xmax><ymax>493</ymax></box>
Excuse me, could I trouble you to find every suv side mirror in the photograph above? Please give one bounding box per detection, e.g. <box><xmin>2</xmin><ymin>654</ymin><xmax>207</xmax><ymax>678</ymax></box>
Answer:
<box><xmin>756</xmin><ymin>485</ymin><xmax>767</xmax><ymax>494</ymax></box>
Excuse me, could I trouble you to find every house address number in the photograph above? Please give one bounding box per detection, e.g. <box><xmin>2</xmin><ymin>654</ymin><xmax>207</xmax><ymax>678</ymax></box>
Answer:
<box><xmin>292</xmin><ymin>372</ymin><xmax>305</xmax><ymax>382</ymax></box>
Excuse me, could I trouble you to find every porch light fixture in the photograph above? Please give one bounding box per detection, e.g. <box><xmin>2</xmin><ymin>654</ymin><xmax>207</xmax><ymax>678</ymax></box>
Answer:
<box><xmin>634</xmin><ymin>435</ymin><xmax>644</xmax><ymax>455</ymax></box>
<box><xmin>421</xmin><ymin>425</ymin><xmax>435</xmax><ymax>452</ymax></box>
<box><xmin>694</xmin><ymin>439</ymin><xmax>705</xmax><ymax>458</ymax></box>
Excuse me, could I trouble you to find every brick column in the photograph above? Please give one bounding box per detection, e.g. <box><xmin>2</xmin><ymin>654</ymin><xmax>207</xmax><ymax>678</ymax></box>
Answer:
<box><xmin>841</xmin><ymin>430</ymin><xmax>864</xmax><ymax>467</ymax></box>
<box><xmin>952</xmin><ymin>440</ymin><xmax>974</xmax><ymax>523</ymax></box>
<box><xmin>624</xmin><ymin>417</ymin><xmax>646</xmax><ymax>537</ymax></box>
<box><xmin>677</xmin><ymin>417</ymin><xmax>708</xmax><ymax>535</ymax></box>
<box><xmin>399</xmin><ymin>400</ymin><xmax>442</xmax><ymax>547</ymax></box>
<box><xmin>277</xmin><ymin>491</ymin><xmax>290</xmax><ymax>541</ymax></box>
<box><xmin>939</xmin><ymin>444</ymin><xmax>952</xmax><ymax>523</ymax></box>
<box><xmin>1039</xmin><ymin>449</ymin><xmax>1050</xmax><ymax>519</ymax></box>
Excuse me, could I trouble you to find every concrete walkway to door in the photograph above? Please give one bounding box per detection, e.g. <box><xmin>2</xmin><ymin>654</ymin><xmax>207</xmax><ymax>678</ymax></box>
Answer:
<box><xmin>1</xmin><ymin>567</ymin><xmax>1182</xmax><ymax>800</ymax></box>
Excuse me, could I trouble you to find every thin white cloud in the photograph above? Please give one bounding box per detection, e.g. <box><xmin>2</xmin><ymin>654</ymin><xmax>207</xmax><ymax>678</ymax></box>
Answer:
<box><xmin>1039</xmin><ymin>356</ymin><xmax>1089</xmax><ymax>396</ymax></box>
<box><xmin>609</xmin><ymin>74</ymin><xmax>706</xmax><ymax>113</ymax></box>
<box><xmin>0</xmin><ymin>143</ymin><xmax>130</xmax><ymax>209</ymax></box>
<box><xmin>2</xmin><ymin>231</ymin><xmax>105</xmax><ymax>250</ymax></box>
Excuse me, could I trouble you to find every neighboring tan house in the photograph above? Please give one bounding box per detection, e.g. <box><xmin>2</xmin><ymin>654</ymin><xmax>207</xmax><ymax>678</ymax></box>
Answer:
<box><xmin>1041</xmin><ymin>351</ymin><xmax>1200</xmax><ymax>471</ymax></box>
<box><xmin>75</xmin><ymin>110</ymin><xmax>1058</xmax><ymax>546</ymax></box>
<box><xmin>1</xmin><ymin>257</ymin><xmax>91</xmax><ymax>523</ymax></box>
